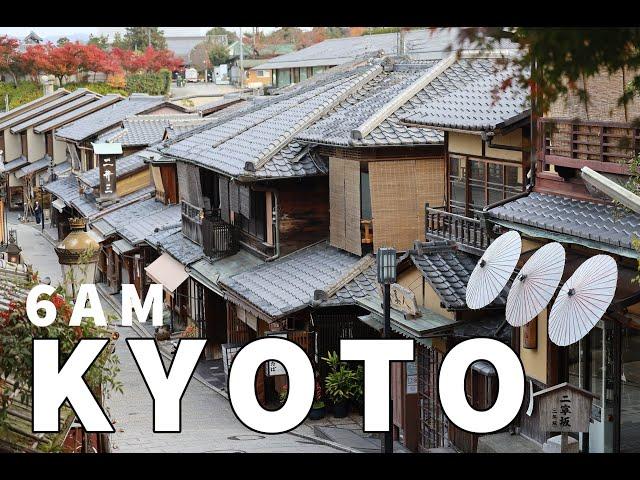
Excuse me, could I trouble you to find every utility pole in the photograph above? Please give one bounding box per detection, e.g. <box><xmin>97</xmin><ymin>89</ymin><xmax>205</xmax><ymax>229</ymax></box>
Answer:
<box><xmin>239</xmin><ymin>27</ymin><xmax>244</xmax><ymax>88</ymax></box>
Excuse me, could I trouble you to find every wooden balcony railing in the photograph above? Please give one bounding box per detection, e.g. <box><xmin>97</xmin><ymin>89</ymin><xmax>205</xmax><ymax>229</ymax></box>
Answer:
<box><xmin>539</xmin><ymin>118</ymin><xmax>640</xmax><ymax>175</ymax></box>
<box><xmin>202</xmin><ymin>216</ymin><xmax>239</xmax><ymax>260</ymax></box>
<box><xmin>425</xmin><ymin>204</ymin><xmax>490</xmax><ymax>255</ymax></box>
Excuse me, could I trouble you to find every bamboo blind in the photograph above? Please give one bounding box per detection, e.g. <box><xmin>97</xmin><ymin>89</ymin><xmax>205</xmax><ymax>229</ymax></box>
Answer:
<box><xmin>218</xmin><ymin>177</ymin><xmax>230</xmax><ymax>223</ymax></box>
<box><xmin>369</xmin><ymin>158</ymin><xmax>445</xmax><ymax>251</ymax></box>
<box><xmin>151</xmin><ymin>166</ymin><xmax>165</xmax><ymax>200</ymax></box>
<box><xmin>177</xmin><ymin>162</ymin><xmax>203</xmax><ymax>207</ymax></box>
<box><xmin>329</xmin><ymin>157</ymin><xmax>362</xmax><ymax>255</ymax></box>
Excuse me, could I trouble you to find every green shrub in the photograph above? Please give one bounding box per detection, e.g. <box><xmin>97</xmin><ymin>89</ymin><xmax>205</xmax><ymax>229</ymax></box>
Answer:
<box><xmin>125</xmin><ymin>69</ymin><xmax>172</xmax><ymax>96</ymax></box>
<box><xmin>65</xmin><ymin>82</ymin><xmax>129</xmax><ymax>97</ymax></box>
<box><xmin>0</xmin><ymin>81</ymin><xmax>129</xmax><ymax>112</ymax></box>
<box><xmin>0</xmin><ymin>81</ymin><xmax>42</xmax><ymax>110</ymax></box>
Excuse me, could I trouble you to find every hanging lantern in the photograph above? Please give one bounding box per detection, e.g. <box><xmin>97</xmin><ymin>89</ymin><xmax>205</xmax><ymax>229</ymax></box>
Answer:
<box><xmin>54</xmin><ymin>218</ymin><xmax>99</xmax><ymax>299</ymax></box>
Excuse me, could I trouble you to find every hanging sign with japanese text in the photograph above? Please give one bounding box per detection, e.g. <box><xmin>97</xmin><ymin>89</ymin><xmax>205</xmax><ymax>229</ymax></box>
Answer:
<box><xmin>99</xmin><ymin>156</ymin><xmax>117</xmax><ymax>200</ymax></box>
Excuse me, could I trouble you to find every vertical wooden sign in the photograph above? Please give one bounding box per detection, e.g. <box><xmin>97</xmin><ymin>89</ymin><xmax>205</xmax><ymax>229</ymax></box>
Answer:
<box><xmin>99</xmin><ymin>156</ymin><xmax>117</xmax><ymax>200</ymax></box>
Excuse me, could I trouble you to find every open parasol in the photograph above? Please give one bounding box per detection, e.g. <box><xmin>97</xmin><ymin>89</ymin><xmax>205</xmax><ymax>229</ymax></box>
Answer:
<box><xmin>466</xmin><ymin>230</ymin><xmax>521</xmax><ymax>310</ymax></box>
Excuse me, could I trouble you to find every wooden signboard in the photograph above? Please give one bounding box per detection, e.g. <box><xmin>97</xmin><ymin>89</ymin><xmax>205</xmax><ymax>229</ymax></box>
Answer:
<box><xmin>264</xmin><ymin>331</ymin><xmax>288</xmax><ymax>377</ymax></box>
<box><xmin>99</xmin><ymin>156</ymin><xmax>117</xmax><ymax>200</ymax></box>
<box><xmin>376</xmin><ymin>283</ymin><xmax>420</xmax><ymax>317</ymax></box>
<box><xmin>534</xmin><ymin>382</ymin><xmax>597</xmax><ymax>434</ymax></box>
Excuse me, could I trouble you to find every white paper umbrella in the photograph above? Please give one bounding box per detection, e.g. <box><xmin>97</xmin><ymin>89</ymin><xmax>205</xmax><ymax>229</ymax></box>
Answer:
<box><xmin>506</xmin><ymin>242</ymin><xmax>566</xmax><ymax>327</ymax></box>
<box><xmin>466</xmin><ymin>230</ymin><xmax>521</xmax><ymax>309</ymax></box>
<box><xmin>548</xmin><ymin>255</ymin><xmax>618</xmax><ymax>347</ymax></box>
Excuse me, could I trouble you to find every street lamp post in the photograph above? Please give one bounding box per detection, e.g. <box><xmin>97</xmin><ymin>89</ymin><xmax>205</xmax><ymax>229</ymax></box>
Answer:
<box><xmin>376</xmin><ymin>246</ymin><xmax>397</xmax><ymax>454</ymax></box>
<box><xmin>38</xmin><ymin>176</ymin><xmax>45</xmax><ymax>232</ymax></box>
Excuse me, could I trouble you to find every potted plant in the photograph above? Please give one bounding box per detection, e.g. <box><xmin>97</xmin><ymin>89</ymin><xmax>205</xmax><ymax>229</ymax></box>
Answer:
<box><xmin>352</xmin><ymin>365</ymin><xmax>365</xmax><ymax>416</ymax></box>
<box><xmin>278</xmin><ymin>384</ymin><xmax>288</xmax><ymax>406</ymax></box>
<box><xmin>323</xmin><ymin>351</ymin><xmax>356</xmax><ymax>418</ymax></box>
<box><xmin>307</xmin><ymin>378</ymin><xmax>326</xmax><ymax>420</ymax></box>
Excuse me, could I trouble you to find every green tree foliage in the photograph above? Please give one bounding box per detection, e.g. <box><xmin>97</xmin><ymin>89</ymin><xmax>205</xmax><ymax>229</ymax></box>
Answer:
<box><xmin>206</xmin><ymin>27</ymin><xmax>237</xmax><ymax>43</ymax></box>
<box><xmin>451</xmin><ymin>27</ymin><xmax>640</xmax><ymax>116</ymax></box>
<box><xmin>0</xmin><ymin>272</ymin><xmax>122</xmax><ymax>424</ymax></box>
<box><xmin>64</xmin><ymin>81</ymin><xmax>128</xmax><ymax>97</ymax></box>
<box><xmin>325</xmin><ymin>27</ymin><xmax>349</xmax><ymax>39</ymax></box>
<box><xmin>363</xmin><ymin>27</ymin><xmax>401</xmax><ymax>35</ymax></box>
<box><xmin>121</xmin><ymin>27</ymin><xmax>167</xmax><ymax>51</ymax></box>
<box><xmin>208</xmin><ymin>44</ymin><xmax>230</xmax><ymax>67</ymax></box>
<box><xmin>125</xmin><ymin>69</ymin><xmax>171</xmax><ymax>96</ymax></box>
<box><xmin>0</xmin><ymin>81</ymin><xmax>41</xmax><ymax>110</ymax></box>
<box><xmin>56</xmin><ymin>37</ymin><xmax>70</xmax><ymax>46</ymax></box>
<box><xmin>88</xmin><ymin>34</ymin><xmax>109</xmax><ymax>50</ymax></box>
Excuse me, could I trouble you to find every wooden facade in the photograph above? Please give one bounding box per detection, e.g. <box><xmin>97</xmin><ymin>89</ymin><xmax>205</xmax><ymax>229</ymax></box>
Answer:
<box><xmin>278</xmin><ymin>177</ymin><xmax>330</xmax><ymax>256</ymax></box>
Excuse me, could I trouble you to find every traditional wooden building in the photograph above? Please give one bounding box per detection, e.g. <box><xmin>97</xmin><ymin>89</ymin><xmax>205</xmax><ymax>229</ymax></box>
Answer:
<box><xmin>54</xmin><ymin>94</ymin><xmax>189</xmax><ymax>173</ymax></box>
<box><xmin>482</xmin><ymin>69</ymin><xmax>640</xmax><ymax>453</ymax></box>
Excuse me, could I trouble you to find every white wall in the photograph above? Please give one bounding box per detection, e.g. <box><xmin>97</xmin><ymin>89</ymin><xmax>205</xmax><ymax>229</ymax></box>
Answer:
<box><xmin>3</xmin><ymin>128</ymin><xmax>22</xmax><ymax>161</ymax></box>
<box><xmin>26</xmin><ymin>128</ymin><xmax>46</xmax><ymax>162</ymax></box>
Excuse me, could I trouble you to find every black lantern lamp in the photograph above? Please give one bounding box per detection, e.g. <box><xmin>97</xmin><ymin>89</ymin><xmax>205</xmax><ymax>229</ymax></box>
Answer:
<box><xmin>377</xmin><ymin>247</ymin><xmax>397</xmax><ymax>284</ymax></box>
<box><xmin>376</xmin><ymin>246</ymin><xmax>397</xmax><ymax>454</ymax></box>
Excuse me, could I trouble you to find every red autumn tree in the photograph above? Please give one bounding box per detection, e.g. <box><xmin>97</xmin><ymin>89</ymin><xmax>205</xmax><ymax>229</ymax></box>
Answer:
<box><xmin>79</xmin><ymin>43</ymin><xmax>110</xmax><ymax>81</ymax></box>
<box><xmin>19</xmin><ymin>44</ymin><xmax>49</xmax><ymax>81</ymax></box>
<box><xmin>138</xmin><ymin>46</ymin><xmax>182</xmax><ymax>72</ymax></box>
<box><xmin>111</xmin><ymin>47</ymin><xmax>142</xmax><ymax>74</ymax></box>
<box><xmin>0</xmin><ymin>35</ymin><xmax>22</xmax><ymax>85</ymax></box>
<box><xmin>44</xmin><ymin>41</ymin><xmax>83</xmax><ymax>86</ymax></box>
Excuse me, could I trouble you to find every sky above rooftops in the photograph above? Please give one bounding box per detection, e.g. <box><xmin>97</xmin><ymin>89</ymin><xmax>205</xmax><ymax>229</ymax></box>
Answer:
<box><xmin>0</xmin><ymin>27</ymin><xmax>310</xmax><ymax>43</ymax></box>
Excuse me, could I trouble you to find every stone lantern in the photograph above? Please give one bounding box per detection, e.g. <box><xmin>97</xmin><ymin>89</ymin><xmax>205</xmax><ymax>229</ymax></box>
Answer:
<box><xmin>0</xmin><ymin>230</ymin><xmax>22</xmax><ymax>264</ymax></box>
<box><xmin>54</xmin><ymin>218</ymin><xmax>99</xmax><ymax>299</ymax></box>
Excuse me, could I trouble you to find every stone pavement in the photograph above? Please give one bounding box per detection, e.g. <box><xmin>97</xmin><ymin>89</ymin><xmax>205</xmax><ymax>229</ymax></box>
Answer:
<box><xmin>8</xmin><ymin>211</ymin><xmax>62</xmax><ymax>284</ymax></box>
<box><xmin>107</xmin><ymin>321</ymin><xmax>352</xmax><ymax>453</ymax></box>
<box><xmin>11</xmin><ymin>210</ymin><xmax>353</xmax><ymax>453</ymax></box>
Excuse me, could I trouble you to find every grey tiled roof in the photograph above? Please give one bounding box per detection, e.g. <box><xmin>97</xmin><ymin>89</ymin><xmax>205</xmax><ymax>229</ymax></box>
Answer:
<box><xmin>36</xmin><ymin>94</ymin><xmax>123</xmax><ymax>134</ymax></box>
<box><xmin>10</xmin><ymin>91</ymin><xmax>98</xmax><ymax>134</ymax></box>
<box><xmin>97</xmin><ymin>198</ymin><xmax>181</xmax><ymax>245</ymax></box>
<box><xmin>256</xmin><ymin>28</ymin><xmax>517</xmax><ymax>70</ymax></box>
<box><xmin>0</xmin><ymin>90</ymin><xmax>76</xmax><ymax>131</ymax></box>
<box><xmin>221</xmin><ymin>242</ymin><xmax>361</xmax><ymax>320</ymax></box>
<box><xmin>160</xmin><ymin>65</ymin><xmax>380</xmax><ymax>179</ymax></box>
<box><xmin>321</xmin><ymin>262</ymin><xmax>380</xmax><ymax>307</ymax></box>
<box><xmin>0</xmin><ymin>89</ymin><xmax>67</xmax><ymax>124</ymax></box>
<box><xmin>297</xmin><ymin>58</ymin><xmax>514</xmax><ymax>147</ymax></box>
<box><xmin>78</xmin><ymin>151</ymin><xmax>148</xmax><ymax>188</ymax></box>
<box><xmin>52</xmin><ymin>161</ymin><xmax>71</xmax><ymax>176</ymax></box>
<box><xmin>2</xmin><ymin>155</ymin><xmax>28</xmax><ymax>173</ymax></box>
<box><xmin>196</xmin><ymin>97</ymin><xmax>245</xmax><ymax>116</ymax></box>
<box><xmin>55</xmin><ymin>95</ymin><xmax>166</xmax><ymax>142</ymax></box>
<box><xmin>488</xmin><ymin>192</ymin><xmax>640</xmax><ymax>252</ymax></box>
<box><xmin>16</xmin><ymin>155</ymin><xmax>51</xmax><ymax>178</ymax></box>
<box><xmin>149</xmin><ymin>230</ymin><xmax>204</xmax><ymax>266</ymax></box>
<box><xmin>400</xmin><ymin>63</ymin><xmax>529</xmax><ymax>131</ymax></box>
<box><xmin>145</xmin><ymin>225</ymin><xmax>182</xmax><ymax>248</ymax></box>
<box><xmin>410</xmin><ymin>241</ymin><xmax>507</xmax><ymax>310</ymax></box>
<box><xmin>72</xmin><ymin>185</ymin><xmax>155</xmax><ymax>219</ymax></box>
<box><xmin>44</xmin><ymin>175</ymin><xmax>79</xmax><ymax>202</ymax></box>
<box><xmin>96</xmin><ymin>115</ymin><xmax>210</xmax><ymax>147</ymax></box>
<box><xmin>252</xmin><ymin>142</ymin><xmax>328</xmax><ymax>179</ymax></box>
<box><xmin>189</xmin><ymin>251</ymin><xmax>264</xmax><ymax>291</ymax></box>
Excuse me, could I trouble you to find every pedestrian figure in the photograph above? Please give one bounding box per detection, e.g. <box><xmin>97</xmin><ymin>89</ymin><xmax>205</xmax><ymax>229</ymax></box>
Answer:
<box><xmin>34</xmin><ymin>201</ymin><xmax>42</xmax><ymax>225</ymax></box>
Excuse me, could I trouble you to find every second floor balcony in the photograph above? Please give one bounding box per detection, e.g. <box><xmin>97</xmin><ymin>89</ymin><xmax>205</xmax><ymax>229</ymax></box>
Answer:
<box><xmin>425</xmin><ymin>204</ymin><xmax>490</xmax><ymax>255</ymax></box>
<box><xmin>202</xmin><ymin>216</ymin><xmax>239</xmax><ymax>260</ymax></box>
<box><xmin>181</xmin><ymin>199</ymin><xmax>239</xmax><ymax>260</ymax></box>
<box><xmin>539</xmin><ymin>117</ymin><xmax>639</xmax><ymax>175</ymax></box>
